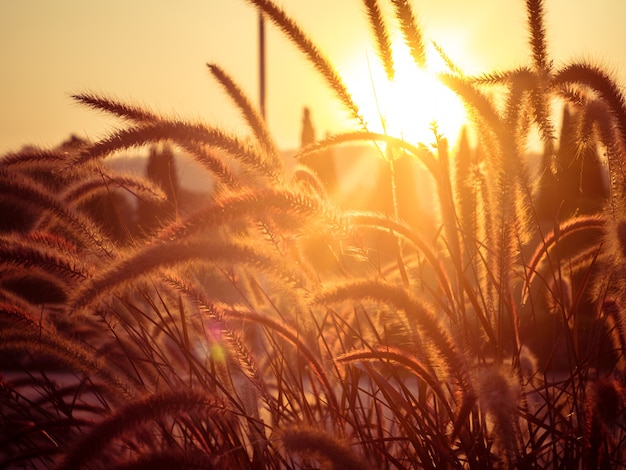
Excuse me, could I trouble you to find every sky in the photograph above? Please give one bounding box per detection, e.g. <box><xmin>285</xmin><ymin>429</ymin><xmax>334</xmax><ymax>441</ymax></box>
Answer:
<box><xmin>2</xmin><ymin>0</ymin><xmax>626</xmax><ymax>154</ymax></box>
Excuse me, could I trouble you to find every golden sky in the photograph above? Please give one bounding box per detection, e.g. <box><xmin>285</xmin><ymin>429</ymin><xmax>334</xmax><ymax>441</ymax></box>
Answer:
<box><xmin>1</xmin><ymin>0</ymin><xmax>625</xmax><ymax>153</ymax></box>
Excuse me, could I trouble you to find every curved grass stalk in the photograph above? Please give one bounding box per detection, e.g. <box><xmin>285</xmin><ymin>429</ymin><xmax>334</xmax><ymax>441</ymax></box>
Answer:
<box><xmin>176</xmin><ymin>142</ymin><xmax>240</xmax><ymax>190</ymax></box>
<box><xmin>0</xmin><ymin>148</ymin><xmax>67</xmax><ymax>171</ymax></box>
<box><xmin>154</xmin><ymin>186</ymin><xmax>333</xmax><ymax>242</ymax></box>
<box><xmin>55</xmin><ymin>390</ymin><xmax>236</xmax><ymax>470</ymax></box>
<box><xmin>292</xmin><ymin>163</ymin><xmax>331</xmax><ymax>199</ymax></box>
<box><xmin>70</xmin><ymin>94</ymin><xmax>243</xmax><ymax>189</ymax></box>
<box><xmin>296</xmin><ymin>130</ymin><xmax>440</xmax><ymax>182</ymax></box>
<box><xmin>280</xmin><ymin>425</ymin><xmax>371</xmax><ymax>470</ymax></box>
<box><xmin>69</xmin><ymin>239</ymin><xmax>308</xmax><ymax>315</ymax></box>
<box><xmin>337</xmin><ymin>345</ymin><xmax>452</xmax><ymax>417</ymax></box>
<box><xmin>449</xmin><ymin>75</ymin><xmax>527</xmax><ymax>355</ymax></box>
<box><xmin>431</xmin><ymin>40</ymin><xmax>463</xmax><ymax>76</ymax></box>
<box><xmin>553</xmin><ymin>62</ymin><xmax>626</xmax><ymax>149</ymax></box>
<box><xmin>71</xmin><ymin>92</ymin><xmax>161</xmax><ymax>124</ymax></box>
<box><xmin>246</xmin><ymin>0</ymin><xmax>364</xmax><ymax>128</ymax></box>
<box><xmin>439</xmin><ymin>73</ymin><xmax>504</xmax><ymax>141</ymax></box>
<box><xmin>467</xmin><ymin>66</ymin><xmax>552</xmax><ymax>158</ymax></box>
<box><xmin>314</xmin><ymin>279</ymin><xmax>472</xmax><ymax>394</ymax></box>
<box><xmin>575</xmin><ymin>97</ymin><xmax>626</xmax><ymax>216</ymax></box>
<box><xmin>218</xmin><ymin>305</ymin><xmax>342</xmax><ymax>425</ymax></box>
<box><xmin>0</xmin><ymin>265</ymin><xmax>71</xmax><ymax>308</ymax></box>
<box><xmin>61</xmin><ymin>172</ymin><xmax>166</xmax><ymax>206</ymax></box>
<box><xmin>344</xmin><ymin>211</ymin><xmax>456</xmax><ymax>317</ymax></box>
<box><xmin>578</xmin><ymin>99</ymin><xmax>617</xmax><ymax>151</ymax></box>
<box><xmin>207</xmin><ymin>63</ymin><xmax>280</xmax><ymax>163</ymax></box>
<box><xmin>0</xmin><ymin>171</ymin><xmax>115</xmax><ymax>257</ymax></box>
<box><xmin>469</xmin><ymin>68</ymin><xmax>525</xmax><ymax>86</ymax></box>
<box><xmin>315</xmin><ymin>279</ymin><xmax>482</xmax><ymax>448</ymax></box>
<box><xmin>503</xmin><ymin>67</ymin><xmax>554</xmax><ymax>146</ymax></box>
<box><xmin>0</xmin><ymin>295</ymin><xmax>39</xmax><ymax>326</ymax></box>
<box><xmin>0</xmin><ymin>328</ymin><xmax>134</xmax><ymax>403</ymax></box>
<box><xmin>522</xmin><ymin>214</ymin><xmax>605</xmax><ymax>302</ymax></box>
<box><xmin>0</xmin><ymin>232</ymin><xmax>90</xmax><ymax>282</ymax></box>
<box><xmin>74</xmin><ymin>120</ymin><xmax>280</xmax><ymax>182</ymax></box>
<box><xmin>165</xmin><ymin>274</ymin><xmax>289</xmax><ymax>421</ymax></box>
<box><xmin>177</xmin><ymin>298</ymin><xmax>330</xmax><ymax>431</ymax></box>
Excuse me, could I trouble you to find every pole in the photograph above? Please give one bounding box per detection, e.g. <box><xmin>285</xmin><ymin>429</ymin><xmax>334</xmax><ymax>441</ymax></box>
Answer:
<box><xmin>259</xmin><ymin>12</ymin><xmax>266</xmax><ymax>119</ymax></box>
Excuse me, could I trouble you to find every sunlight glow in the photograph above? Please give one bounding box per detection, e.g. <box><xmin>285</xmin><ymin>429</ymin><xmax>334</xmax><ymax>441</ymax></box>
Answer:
<box><xmin>345</xmin><ymin>39</ymin><xmax>468</xmax><ymax>147</ymax></box>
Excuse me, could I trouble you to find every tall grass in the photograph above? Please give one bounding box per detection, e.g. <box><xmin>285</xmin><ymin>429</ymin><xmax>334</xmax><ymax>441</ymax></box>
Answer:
<box><xmin>2</xmin><ymin>0</ymin><xmax>626</xmax><ymax>467</ymax></box>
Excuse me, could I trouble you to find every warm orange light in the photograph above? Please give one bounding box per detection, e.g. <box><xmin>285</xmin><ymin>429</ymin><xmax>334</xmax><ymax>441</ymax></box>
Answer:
<box><xmin>345</xmin><ymin>39</ymin><xmax>468</xmax><ymax>147</ymax></box>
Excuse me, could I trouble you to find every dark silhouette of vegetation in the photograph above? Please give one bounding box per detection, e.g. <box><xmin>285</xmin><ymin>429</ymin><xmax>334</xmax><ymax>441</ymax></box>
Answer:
<box><xmin>537</xmin><ymin>104</ymin><xmax>608</xmax><ymax>220</ymax></box>
<box><xmin>298</xmin><ymin>107</ymin><xmax>337</xmax><ymax>195</ymax></box>
<box><xmin>300</xmin><ymin>106</ymin><xmax>315</xmax><ymax>147</ymax></box>
<box><xmin>138</xmin><ymin>143</ymin><xmax>179</xmax><ymax>234</ymax></box>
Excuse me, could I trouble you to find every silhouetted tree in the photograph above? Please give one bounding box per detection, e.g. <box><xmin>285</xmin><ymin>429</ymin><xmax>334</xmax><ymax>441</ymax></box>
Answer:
<box><xmin>146</xmin><ymin>144</ymin><xmax>178</xmax><ymax>201</ymax></box>
<box><xmin>536</xmin><ymin>105</ymin><xmax>608</xmax><ymax>221</ymax></box>
<box><xmin>300</xmin><ymin>106</ymin><xmax>315</xmax><ymax>147</ymax></box>
<box><xmin>138</xmin><ymin>144</ymin><xmax>179</xmax><ymax>234</ymax></box>
<box><xmin>299</xmin><ymin>109</ymin><xmax>337</xmax><ymax>194</ymax></box>
<box><xmin>60</xmin><ymin>134</ymin><xmax>87</xmax><ymax>151</ymax></box>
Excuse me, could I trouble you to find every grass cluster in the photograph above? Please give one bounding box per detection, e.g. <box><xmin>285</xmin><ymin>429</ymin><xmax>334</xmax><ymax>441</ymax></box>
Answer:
<box><xmin>2</xmin><ymin>0</ymin><xmax>626</xmax><ymax>468</ymax></box>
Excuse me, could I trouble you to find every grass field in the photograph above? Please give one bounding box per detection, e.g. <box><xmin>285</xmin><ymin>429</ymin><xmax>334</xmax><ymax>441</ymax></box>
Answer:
<box><xmin>1</xmin><ymin>0</ymin><xmax>626</xmax><ymax>468</ymax></box>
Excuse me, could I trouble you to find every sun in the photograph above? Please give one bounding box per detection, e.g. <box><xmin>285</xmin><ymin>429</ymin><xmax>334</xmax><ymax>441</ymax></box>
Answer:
<box><xmin>344</xmin><ymin>39</ymin><xmax>468</xmax><ymax>148</ymax></box>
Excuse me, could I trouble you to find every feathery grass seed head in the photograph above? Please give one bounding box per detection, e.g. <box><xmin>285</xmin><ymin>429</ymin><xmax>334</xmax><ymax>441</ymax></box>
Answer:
<box><xmin>280</xmin><ymin>425</ymin><xmax>372</xmax><ymax>470</ymax></box>
<box><xmin>476</xmin><ymin>366</ymin><xmax>520</xmax><ymax>465</ymax></box>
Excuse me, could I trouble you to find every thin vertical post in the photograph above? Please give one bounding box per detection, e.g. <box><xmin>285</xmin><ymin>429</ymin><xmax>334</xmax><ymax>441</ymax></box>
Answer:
<box><xmin>259</xmin><ymin>12</ymin><xmax>266</xmax><ymax>119</ymax></box>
